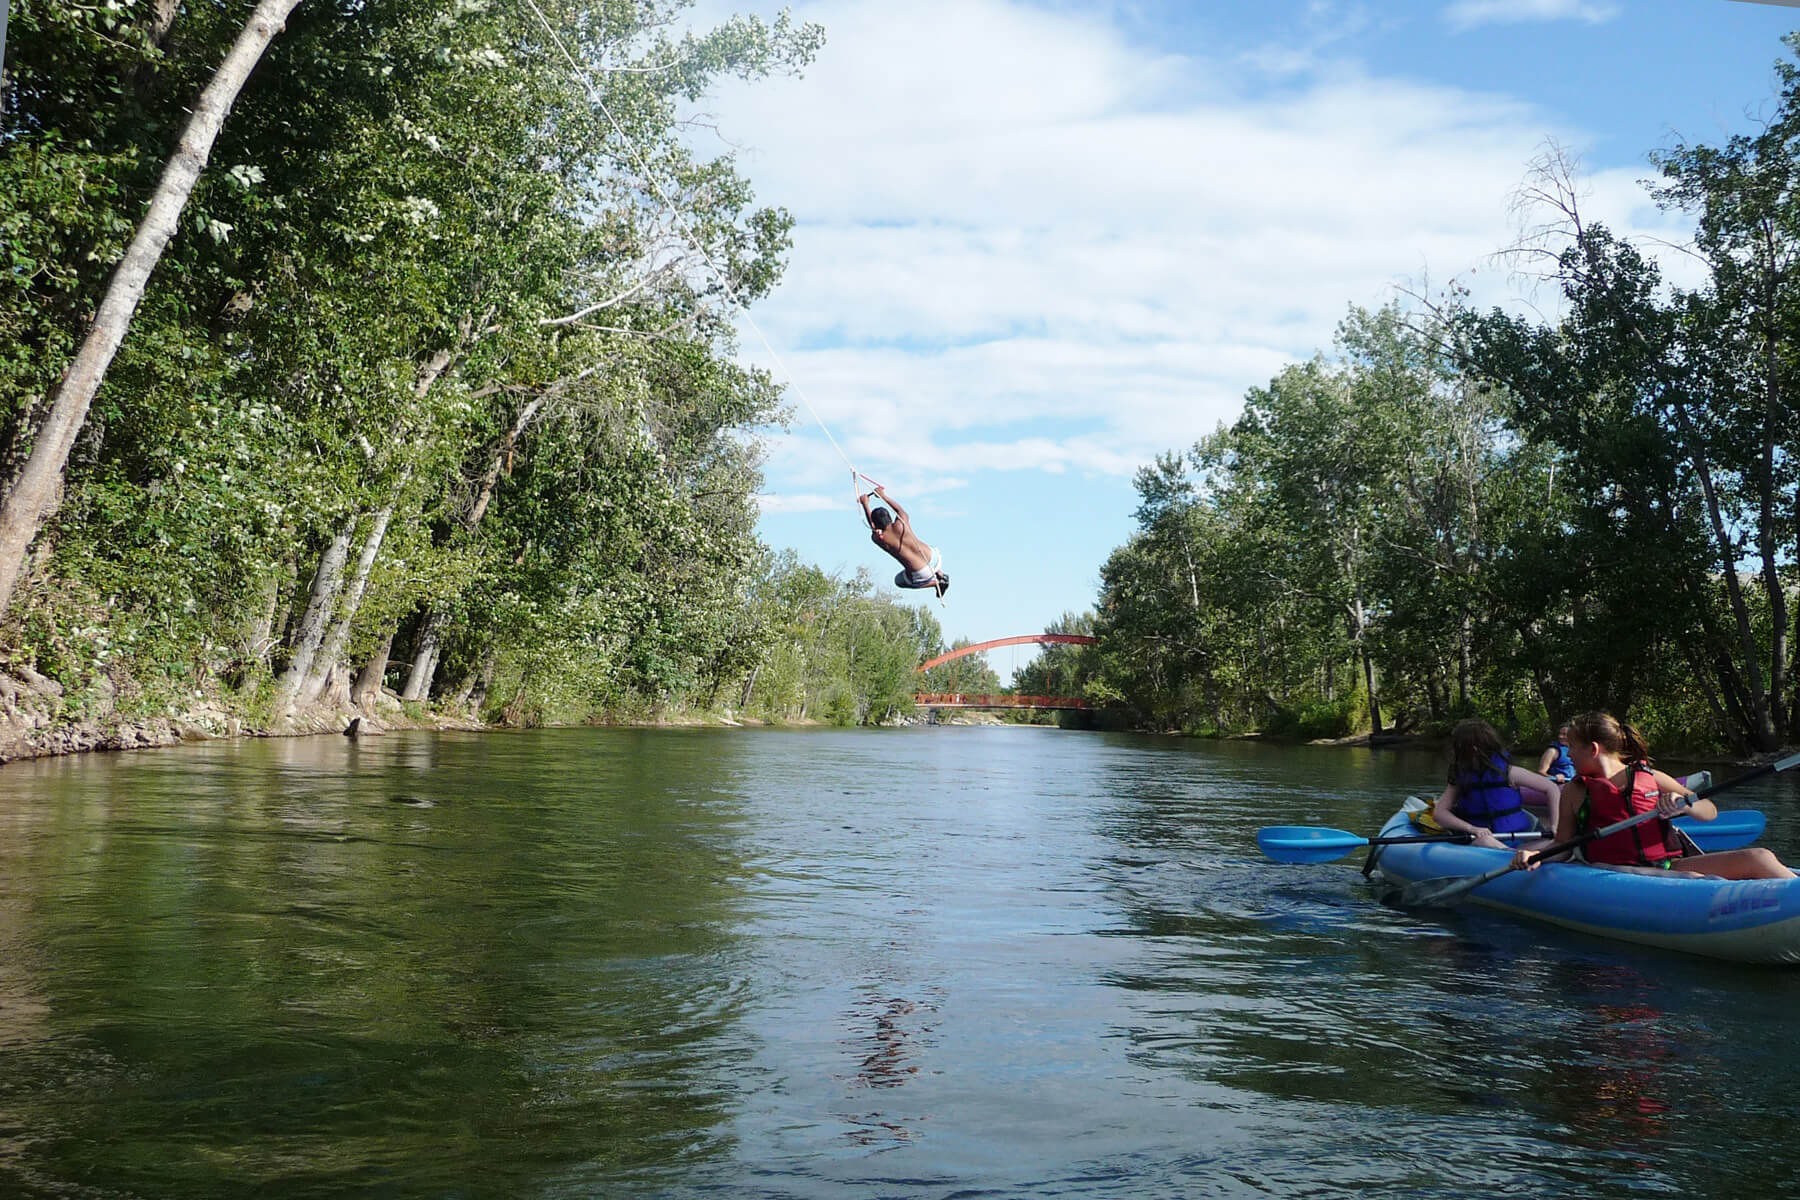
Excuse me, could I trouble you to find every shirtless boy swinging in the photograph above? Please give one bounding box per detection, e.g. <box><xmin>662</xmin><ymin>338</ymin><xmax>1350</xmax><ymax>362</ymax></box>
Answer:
<box><xmin>859</xmin><ymin>485</ymin><xmax>949</xmax><ymax>599</ymax></box>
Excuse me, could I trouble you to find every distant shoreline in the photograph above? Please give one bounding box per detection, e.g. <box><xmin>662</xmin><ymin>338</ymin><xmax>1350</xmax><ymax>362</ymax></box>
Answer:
<box><xmin>1</xmin><ymin>687</ymin><xmax>1778</xmax><ymax>771</ymax></box>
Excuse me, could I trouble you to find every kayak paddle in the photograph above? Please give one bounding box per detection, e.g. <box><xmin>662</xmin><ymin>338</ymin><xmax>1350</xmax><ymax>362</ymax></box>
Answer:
<box><xmin>1258</xmin><ymin>809</ymin><xmax>1765</xmax><ymax>867</ymax></box>
<box><xmin>1257</xmin><ymin>826</ymin><xmax>1536</xmax><ymax>865</ymax></box>
<box><xmin>1675</xmin><ymin>809</ymin><xmax>1765</xmax><ymax>851</ymax></box>
<box><xmin>1395</xmin><ymin>750</ymin><xmax>1800</xmax><ymax>906</ymax></box>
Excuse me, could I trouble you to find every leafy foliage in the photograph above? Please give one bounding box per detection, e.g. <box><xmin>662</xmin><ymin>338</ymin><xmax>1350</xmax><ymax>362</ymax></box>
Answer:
<box><xmin>0</xmin><ymin>0</ymin><xmax>970</xmax><ymax>731</ymax></box>
<box><xmin>735</xmin><ymin>554</ymin><xmax>944</xmax><ymax>726</ymax></box>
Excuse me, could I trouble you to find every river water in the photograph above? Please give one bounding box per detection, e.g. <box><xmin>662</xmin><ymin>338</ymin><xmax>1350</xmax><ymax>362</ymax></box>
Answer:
<box><xmin>2</xmin><ymin>726</ymin><xmax>1799</xmax><ymax>1197</ymax></box>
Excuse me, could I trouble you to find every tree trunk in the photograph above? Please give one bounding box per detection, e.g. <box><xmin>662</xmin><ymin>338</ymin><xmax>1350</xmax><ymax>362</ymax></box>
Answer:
<box><xmin>298</xmin><ymin>344</ymin><xmax>450</xmax><ymax>703</ymax></box>
<box><xmin>387</xmin><ymin>388</ymin><xmax>536</xmax><ymax>707</ymax></box>
<box><xmin>1519</xmin><ymin>619</ymin><xmax>1565</xmax><ymax>724</ymax></box>
<box><xmin>1681</xmin><ymin>642</ymin><xmax>1733</xmax><ymax>746</ymax></box>
<box><xmin>303</xmin><ymin>492</ymin><xmax>399</xmax><ymax>703</ymax></box>
<box><xmin>1675</xmin><ymin>405</ymin><xmax>1777</xmax><ymax>749</ymax></box>
<box><xmin>149</xmin><ymin>0</ymin><xmax>179</xmax><ymax>45</ymax></box>
<box><xmin>353</xmin><ymin>631</ymin><xmax>393</xmax><ymax>708</ymax></box>
<box><xmin>468</xmin><ymin>398</ymin><xmax>542</xmax><ymax>529</ymax></box>
<box><xmin>1457</xmin><ymin>609</ymin><xmax>1473</xmax><ymax>709</ymax></box>
<box><xmin>267</xmin><ymin>564</ymin><xmax>297</xmax><ymax>668</ymax></box>
<box><xmin>0</xmin><ymin>1</ymin><xmax>10</xmax><ymax>116</ymax></box>
<box><xmin>0</xmin><ymin>0</ymin><xmax>305</xmax><ymax>618</ymax></box>
<box><xmin>1678</xmin><ymin>571</ymin><xmax>1764</xmax><ymax>749</ymax></box>
<box><xmin>273</xmin><ymin>518</ymin><xmax>353</xmax><ymax>715</ymax></box>
<box><xmin>123</xmin><ymin>0</ymin><xmax>182</xmax><ymax>96</ymax></box>
<box><xmin>1346</xmin><ymin>588</ymin><xmax>1383</xmax><ymax>735</ymax></box>
<box><xmin>1712</xmin><ymin>650</ymin><xmax>1758</xmax><ymax>754</ymax></box>
<box><xmin>1360</xmin><ymin>639</ymin><xmax>1382</xmax><ymax>736</ymax></box>
<box><xmin>451</xmin><ymin>653</ymin><xmax>495</xmax><ymax>712</ymax></box>
<box><xmin>401</xmin><ymin>608</ymin><xmax>445</xmax><ymax>702</ymax></box>
<box><xmin>470</xmin><ymin>659</ymin><xmax>495</xmax><ymax>712</ymax></box>
<box><xmin>240</xmin><ymin>564</ymin><xmax>285</xmax><ymax>666</ymax></box>
<box><xmin>313</xmin><ymin>662</ymin><xmax>352</xmax><ymax>710</ymax></box>
<box><xmin>1791</xmin><ymin>585</ymin><xmax>1800</xmax><ymax>742</ymax></box>
<box><xmin>1759</xmin><ymin>322</ymin><xmax>1788</xmax><ymax>735</ymax></box>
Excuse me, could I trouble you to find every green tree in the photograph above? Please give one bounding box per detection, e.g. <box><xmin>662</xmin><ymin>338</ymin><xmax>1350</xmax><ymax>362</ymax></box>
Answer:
<box><xmin>0</xmin><ymin>0</ymin><xmax>828</xmax><ymax>733</ymax></box>
<box><xmin>1458</xmin><ymin>148</ymin><xmax>1785</xmax><ymax>749</ymax></box>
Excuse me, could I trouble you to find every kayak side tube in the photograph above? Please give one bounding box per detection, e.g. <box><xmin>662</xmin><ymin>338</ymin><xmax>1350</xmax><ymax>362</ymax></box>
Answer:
<box><xmin>1372</xmin><ymin>811</ymin><xmax>1800</xmax><ymax>965</ymax></box>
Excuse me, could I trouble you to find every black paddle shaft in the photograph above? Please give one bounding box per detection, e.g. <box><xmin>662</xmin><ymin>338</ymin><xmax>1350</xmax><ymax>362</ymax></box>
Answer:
<box><xmin>1532</xmin><ymin>749</ymin><xmax>1800</xmax><ymax>863</ymax></box>
<box><xmin>1372</xmin><ymin>833</ymin><xmax>1474</xmax><ymax>847</ymax></box>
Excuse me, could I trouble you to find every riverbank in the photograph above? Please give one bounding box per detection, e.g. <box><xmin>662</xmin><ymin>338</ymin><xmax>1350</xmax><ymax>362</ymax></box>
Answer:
<box><xmin>0</xmin><ymin>665</ymin><xmax>484</xmax><ymax>765</ymax></box>
<box><xmin>7</xmin><ymin>669</ymin><xmax>1770</xmax><ymax>770</ymax></box>
<box><xmin>0</xmin><ymin>665</ymin><xmax>868</xmax><ymax>767</ymax></box>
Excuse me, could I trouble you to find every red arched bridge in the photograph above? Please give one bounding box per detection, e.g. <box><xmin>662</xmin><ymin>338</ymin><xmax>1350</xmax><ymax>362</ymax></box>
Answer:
<box><xmin>914</xmin><ymin>634</ymin><xmax>1096</xmax><ymax>710</ymax></box>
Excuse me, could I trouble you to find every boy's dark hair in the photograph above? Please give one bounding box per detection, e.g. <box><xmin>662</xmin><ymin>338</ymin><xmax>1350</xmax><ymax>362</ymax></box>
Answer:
<box><xmin>869</xmin><ymin>507</ymin><xmax>893</xmax><ymax>530</ymax></box>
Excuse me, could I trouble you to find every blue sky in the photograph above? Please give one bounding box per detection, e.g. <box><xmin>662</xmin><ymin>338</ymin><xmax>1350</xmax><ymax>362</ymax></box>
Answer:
<box><xmin>687</xmin><ymin>0</ymin><xmax>1800</xmax><ymax>678</ymax></box>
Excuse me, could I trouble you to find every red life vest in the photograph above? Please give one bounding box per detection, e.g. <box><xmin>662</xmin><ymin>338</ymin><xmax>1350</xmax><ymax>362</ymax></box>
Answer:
<box><xmin>1578</xmin><ymin>764</ymin><xmax>1683</xmax><ymax>867</ymax></box>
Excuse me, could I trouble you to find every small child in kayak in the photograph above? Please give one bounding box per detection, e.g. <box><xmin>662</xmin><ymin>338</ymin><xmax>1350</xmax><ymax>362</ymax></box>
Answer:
<box><xmin>1536</xmin><ymin>723</ymin><xmax>1576</xmax><ymax>783</ymax></box>
<box><xmin>1433</xmin><ymin>719</ymin><xmax>1562</xmax><ymax>850</ymax></box>
<box><xmin>1517</xmin><ymin>710</ymin><xmax>1794</xmax><ymax>879</ymax></box>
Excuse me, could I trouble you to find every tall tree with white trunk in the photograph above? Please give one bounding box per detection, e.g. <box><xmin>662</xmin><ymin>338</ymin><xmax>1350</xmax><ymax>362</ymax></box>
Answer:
<box><xmin>0</xmin><ymin>0</ymin><xmax>304</xmax><ymax>617</ymax></box>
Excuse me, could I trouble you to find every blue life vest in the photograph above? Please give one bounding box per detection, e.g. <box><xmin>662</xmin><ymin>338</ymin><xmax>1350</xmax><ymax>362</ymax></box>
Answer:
<box><xmin>1546</xmin><ymin>741</ymin><xmax>1575</xmax><ymax>782</ymax></box>
<box><xmin>1452</xmin><ymin>752</ymin><xmax>1532</xmax><ymax>833</ymax></box>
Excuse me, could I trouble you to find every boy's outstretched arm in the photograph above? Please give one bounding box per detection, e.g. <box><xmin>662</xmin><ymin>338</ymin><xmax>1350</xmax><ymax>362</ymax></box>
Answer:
<box><xmin>876</xmin><ymin>485</ymin><xmax>909</xmax><ymax>523</ymax></box>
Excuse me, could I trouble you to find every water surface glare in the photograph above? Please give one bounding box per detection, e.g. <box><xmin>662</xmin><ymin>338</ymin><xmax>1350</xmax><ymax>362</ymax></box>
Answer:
<box><xmin>2</xmin><ymin>726</ymin><xmax>1799</xmax><ymax>1196</ymax></box>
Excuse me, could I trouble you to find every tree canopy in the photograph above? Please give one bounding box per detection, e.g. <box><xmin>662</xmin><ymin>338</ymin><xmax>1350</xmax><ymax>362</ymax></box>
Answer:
<box><xmin>1071</xmin><ymin>33</ymin><xmax>1800</xmax><ymax>753</ymax></box>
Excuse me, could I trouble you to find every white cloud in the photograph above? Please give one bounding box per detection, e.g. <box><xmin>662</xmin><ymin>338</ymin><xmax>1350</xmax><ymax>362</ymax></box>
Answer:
<box><xmin>696</xmin><ymin>0</ymin><xmax>1684</xmax><ymax>510</ymax></box>
<box><xmin>1443</xmin><ymin>0</ymin><xmax>1620</xmax><ymax>32</ymax></box>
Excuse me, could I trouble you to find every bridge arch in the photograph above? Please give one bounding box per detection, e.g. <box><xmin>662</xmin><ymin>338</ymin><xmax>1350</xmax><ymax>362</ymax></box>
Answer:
<box><xmin>916</xmin><ymin>633</ymin><xmax>1097</xmax><ymax>674</ymax></box>
<box><xmin>914</xmin><ymin>693</ymin><xmax>1089</xmax><ymax>710</ymax></box>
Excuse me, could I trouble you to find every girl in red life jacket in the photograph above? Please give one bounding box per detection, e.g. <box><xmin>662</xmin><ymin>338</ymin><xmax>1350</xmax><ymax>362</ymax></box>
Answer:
<box><xmin>1517</xmin><ymin>711</ymin><xmax>1794</xmax><ymax>879</ymax></box>
<box><xmin>1432</xmin><ymin>718</ymin><xmax>1562</xmax><ymax>849</ymax></box>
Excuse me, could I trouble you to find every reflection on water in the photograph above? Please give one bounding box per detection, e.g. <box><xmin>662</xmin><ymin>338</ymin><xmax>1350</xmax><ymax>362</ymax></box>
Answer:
<box><xmin>1</xmin><ymin>727</ymin><xmax>1799</xmax><ymax>1196</ymax></box>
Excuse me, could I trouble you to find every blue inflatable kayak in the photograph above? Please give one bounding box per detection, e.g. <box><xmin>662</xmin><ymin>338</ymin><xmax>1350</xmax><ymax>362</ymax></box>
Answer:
<box><xmin>1368</xmin><ymin>808</ymin><xmax>1800</xmax><ymax>964</ymax></box>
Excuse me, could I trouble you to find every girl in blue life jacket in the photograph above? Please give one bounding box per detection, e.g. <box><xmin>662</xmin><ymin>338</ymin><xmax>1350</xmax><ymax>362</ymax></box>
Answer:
<box><xmin>1431</xmin><ymin>718</ymin><xmax>1562</xmax><ymax>849</ymax></box>
<box><xmin>1537</xmin><ymin>722</ymin><xmax>1576</xmax><ymax>783</ymax></box>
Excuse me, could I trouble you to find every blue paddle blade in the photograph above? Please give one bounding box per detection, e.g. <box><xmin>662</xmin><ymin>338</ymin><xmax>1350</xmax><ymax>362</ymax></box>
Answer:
<box><xmin>1675</xmin><ymin>809</ymin><xmax>1765</xmax><ymax>851</ymax></box>
<box><xmin>1256</xmin><ymin>826</ymin><xmax>1367</xmax><ymax>864</ymax></box>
